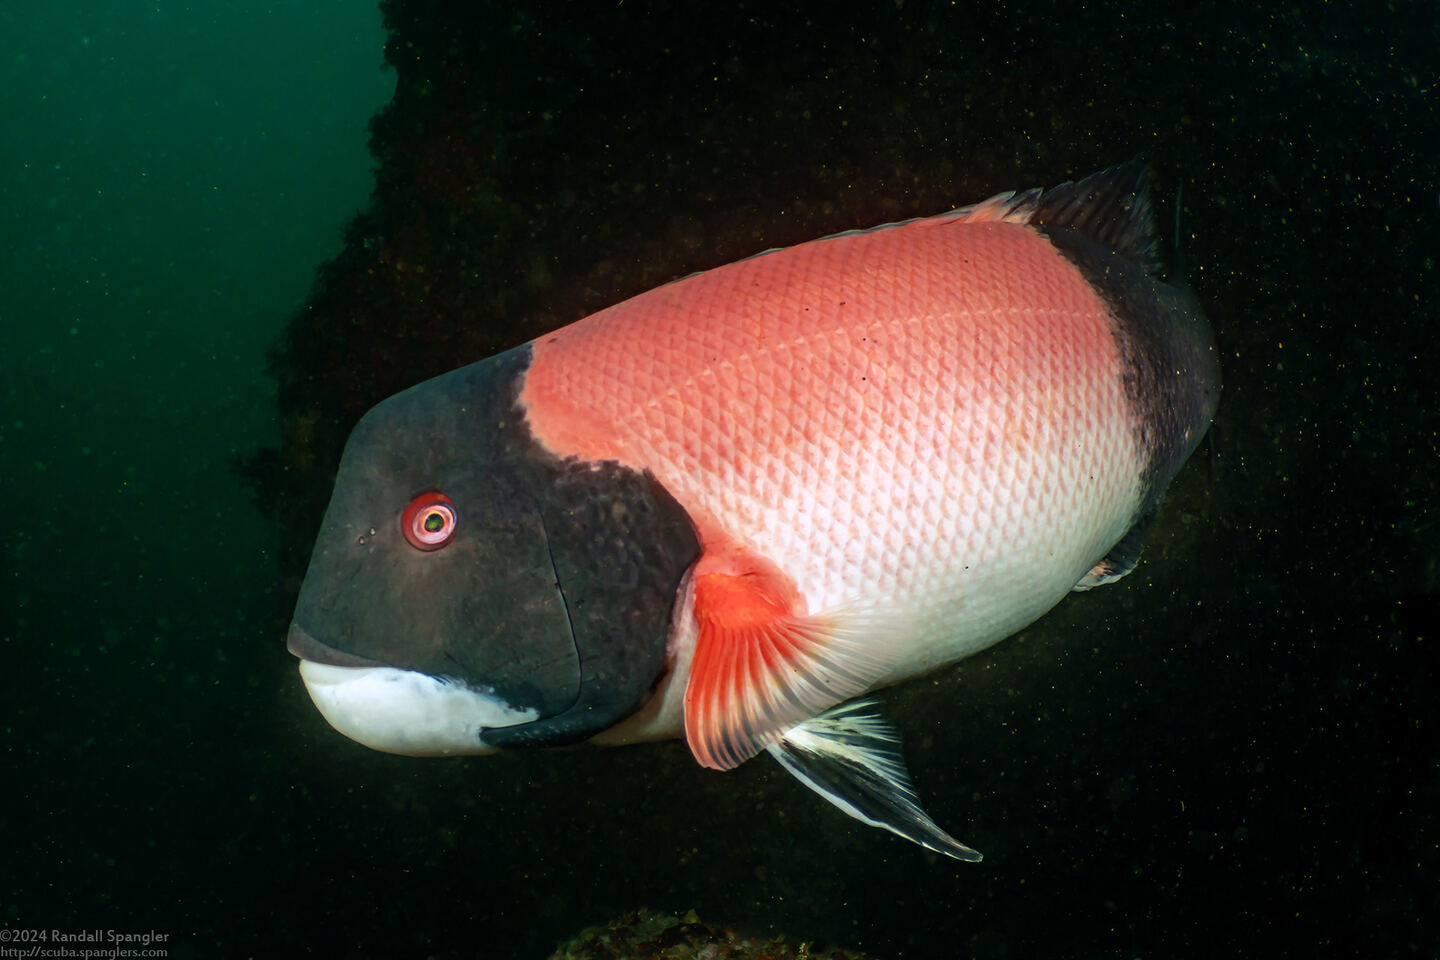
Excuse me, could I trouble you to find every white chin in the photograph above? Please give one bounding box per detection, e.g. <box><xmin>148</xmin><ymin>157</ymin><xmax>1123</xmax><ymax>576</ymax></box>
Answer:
<box><xmin>297</xmin><ymin>660</ymin><xmax>539</xmax><ymax>756</ymax></box>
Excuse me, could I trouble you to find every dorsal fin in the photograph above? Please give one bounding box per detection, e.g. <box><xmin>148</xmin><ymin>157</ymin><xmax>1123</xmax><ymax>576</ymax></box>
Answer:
<box><xmin>1031</xmin><ymin>160</ymin><xmax>1162</xmax><ymax>276</ymax></box>
<box><xmin>674</xmin><ymin>162</ymin><xmax>1163</xmax><ymax>285</ymax></box>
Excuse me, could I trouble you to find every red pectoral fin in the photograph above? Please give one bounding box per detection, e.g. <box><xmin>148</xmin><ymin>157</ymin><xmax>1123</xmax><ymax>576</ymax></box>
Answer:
<box><xmin>683</xmin><ymin>569</ymin><xmax>885</xmax><ymax>770</ymax></box>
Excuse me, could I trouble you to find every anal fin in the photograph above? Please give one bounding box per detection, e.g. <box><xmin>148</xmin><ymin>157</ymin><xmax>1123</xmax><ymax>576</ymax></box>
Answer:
<box><xmin>768</xmin><ymin>700</ymin><xmax>983</xmax><ymax>862</ymax></box>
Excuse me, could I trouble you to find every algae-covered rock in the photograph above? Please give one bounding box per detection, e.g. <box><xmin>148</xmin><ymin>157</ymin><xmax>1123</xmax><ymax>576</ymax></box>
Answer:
<box><xmin>548</xmin><ymin>909</ymin><xmax>882</xmax><ymax>960</ymax></box>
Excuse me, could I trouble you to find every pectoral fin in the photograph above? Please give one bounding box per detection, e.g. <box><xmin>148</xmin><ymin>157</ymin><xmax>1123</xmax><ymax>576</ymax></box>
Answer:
<box><xmin>768</xmin><ymin>700</ymin><xmax>983</xmax><ymax>862</ymax></box>
<box><xmin>683</xmin><ymin>570</ymin><xmax>886</xmax><ymax>771</ymax></box>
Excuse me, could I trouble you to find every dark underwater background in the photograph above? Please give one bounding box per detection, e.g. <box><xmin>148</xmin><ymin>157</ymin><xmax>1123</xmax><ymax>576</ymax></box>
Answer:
<box><xmin>4</xmin><ymin>1</ymin><xmax>1437</xmax><ymax>957</ymax></box>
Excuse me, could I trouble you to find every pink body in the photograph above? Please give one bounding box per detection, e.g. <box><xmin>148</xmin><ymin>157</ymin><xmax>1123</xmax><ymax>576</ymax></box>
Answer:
<box><xmin>519</xmin><ymin>202</ymin><xmax>1141</xmax><ymax>720</ymax></box>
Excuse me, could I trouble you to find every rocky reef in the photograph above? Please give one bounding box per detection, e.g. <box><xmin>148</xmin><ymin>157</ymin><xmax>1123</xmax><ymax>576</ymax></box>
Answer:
<box><xmin>547</xmin><ymin>910</ymin><xmax>881</xmax><ymax>960</ymax></box>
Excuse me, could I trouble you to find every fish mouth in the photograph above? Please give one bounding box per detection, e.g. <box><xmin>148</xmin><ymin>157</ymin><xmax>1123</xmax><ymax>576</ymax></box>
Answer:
<box><xmin>287</xmin><ymin>622</ymin><xmax>539</xmax><ymax>756</ymax></box>
<box><xmin>286</xmin><ymin>622</ymin><xmax>387</xmax><ymax>668</ymax></box>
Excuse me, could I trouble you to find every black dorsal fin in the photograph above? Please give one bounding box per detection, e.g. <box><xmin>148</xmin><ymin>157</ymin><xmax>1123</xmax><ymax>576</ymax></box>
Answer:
<box><xmin>1032</xmin><ymin>160</ymin><xmax>1161</xmax><ymax>276</ymax></box>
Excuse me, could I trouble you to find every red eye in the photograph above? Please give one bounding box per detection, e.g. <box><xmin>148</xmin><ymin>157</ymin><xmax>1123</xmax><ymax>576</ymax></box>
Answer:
<box><xmin>401</xmin><ymin>492</ymin><xmax>457</xmax><ymax>551</ymax></box>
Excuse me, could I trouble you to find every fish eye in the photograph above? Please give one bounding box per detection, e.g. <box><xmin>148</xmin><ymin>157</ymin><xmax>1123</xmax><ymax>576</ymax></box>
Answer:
<box><xmin>401</xmin><ymin>492</ymin><xmax>457</xmax><ymax>551</ymax></box>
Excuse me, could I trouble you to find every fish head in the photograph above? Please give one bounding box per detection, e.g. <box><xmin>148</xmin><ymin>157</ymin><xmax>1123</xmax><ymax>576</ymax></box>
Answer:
<box><xmin>286</xmin><ymin>346</ymin><xmax>700</xmax><ymax>756</ymax></box>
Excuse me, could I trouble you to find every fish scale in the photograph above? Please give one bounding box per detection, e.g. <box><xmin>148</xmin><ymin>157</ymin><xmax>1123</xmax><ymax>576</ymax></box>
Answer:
<box><xmin>521</xmin><ymin>216</ymin><xmax>1139</xmax><ymax>683</ymax></box>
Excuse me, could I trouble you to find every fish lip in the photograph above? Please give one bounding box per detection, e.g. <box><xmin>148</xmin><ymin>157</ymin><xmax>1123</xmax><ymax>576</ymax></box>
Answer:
<box><xmin>286</xmin><ymin>621</ymin><xmax>386</xmax><ymax>668</ymax></box>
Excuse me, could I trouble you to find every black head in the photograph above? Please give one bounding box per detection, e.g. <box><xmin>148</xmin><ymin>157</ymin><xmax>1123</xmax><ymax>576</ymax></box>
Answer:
<box><xmin>286</xmin><ymin>344</ymin><xmax>700</xmax><ymax>754</ymax></box>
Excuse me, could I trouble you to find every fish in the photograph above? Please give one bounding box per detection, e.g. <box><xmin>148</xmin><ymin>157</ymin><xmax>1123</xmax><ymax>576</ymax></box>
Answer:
<box><xmin>286</xmin><ymin>162</ymin><xmax>1220</xmax><ymax>861</ymax></box>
